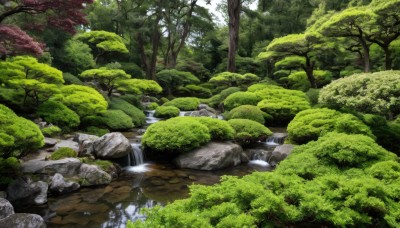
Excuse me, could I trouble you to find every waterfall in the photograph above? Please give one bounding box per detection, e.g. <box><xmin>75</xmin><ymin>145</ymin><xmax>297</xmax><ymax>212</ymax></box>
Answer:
<box><xmin>128</xmin><ymin>143</ymin><xmax>144</xmax><ymax>166</ymax></box>
<box><xmin>145</xmin><ymin>110</ymin><xmax>161</xmax><ymax>124</ymax></box>
<box><xmin>265</xmin><ymin>133</ymin><xmax>288</xmax><ymax>146</ymax></box>
<box><xmin>179</xmin><ymin>111</ymin><xmax>190</xmax><ymax>116</ymax></box>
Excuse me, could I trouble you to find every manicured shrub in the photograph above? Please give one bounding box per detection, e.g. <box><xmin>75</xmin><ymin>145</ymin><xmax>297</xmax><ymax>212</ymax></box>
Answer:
<box><xmin>98</xmin><ymin>110</ymin><xmax>134</xmax><ymax>130</ymax></box>
<box><xmin>156</xmin><ymin>69</ymin><xmax>200</xmax><ymax>95</ymax></box>
<box><xmin>63</xmin><ymin>72</ymin><xmax>84</xmax><ymax>85</ymax></box>
<box><xmin>154</xmin><ymin>106</ymin><xmax>180</xmax><ymax>119</ymax></box>
<box><xmin>0</xmin><ymin>104</ymin><xmax>44</xmax><ymax>158</ymax></box>
<box><xmin>287</xmin><ymin>108</ymin><xmax>374</xmax><ymax>144</ymax></box>
<box><xmin>286</xmin><ymin>70</ymin><xmax>332</xmax><ymax>92</ymax></box>
<box><xmin>226</xmin><ymin>105</ymin><xmax>266</xmax><ymax>124</ymax></box>
<box><xmin>0</xmin><ymin>157</ymin><xmax>20</xmax><ymax>186</ymax></box>
<box><xmin>142</xmin><ymin>117</ymin><xmax>211</xmax><ymax>154</ymax></box>
<box><xmin>119</xmin><ymin>94</ymin><xmax>144</xmax><ymax>109</ymax></box>
<box><xmin>159</xmin><ymin>97</ymin><xmax>170</xmax><ymax>104</ymax></box>
<box><xmin>255</xmin><ymin>86</ymin><xmax>310</xmax><ymax>125</ymax></box>
<box><xmin>41</xmin><ymin>125</ymin><xmax>62</xmax><ymax>137</ymax></box>
<box><xmin>163</xmin><ymin>97</ymin><xmax>200</xmax><ymax>111</ymax></box>
<box><xmin>177</xmin><ymin>84</ymin><xmax>212</xmax><ymax>98</ymax></box>
<box><xmin>319</xmin><ymin>71</ymin><xmax>400</xmax><ymax>116</ymax></box>
<box><xmin>223</xmin><ymin>92</ymin><xmax>260</xmax><ymax>111</ymax></box>
<box><xmin>37</xmin><ymin>101</ymin><xmax>80</xmax><ymax>129</ymax></box>
<box><xmin>228</xmin><ymin>119</ymin><xmax>272</xmax><ymax>145</ymax></box>
<box><xmin>84</xmin><ymin>126</ymin><xmax>109</xmax><ymax>137</ymax></box>
<box><xmin>204</xmin><ymin>87</ymin><xmax>241</xmax><ymax>108</ymax></box>
<box><xmin>306</xmin><ymin>88</ymin><xmax>320</xmax><ymax>106</ymax></box>
<box><xmin>50</xmin><ymin>147</ymin><xmax>78</xmax><ymax>160</ymax></box>
<box><xmin>109</xmin><ymin>98</ymin><xmax>146</xmax><ymax>127</ymax></box>
<box><xmin>194</xmin><ymin>117</ymin><xmax>235</xmax><ymax>140</ymax></box>
<box><xmin>247</xmin><ymin>83</ymin><xmax>281</xmax><ymax>92</ymax></box>
<box><xmin>146</xmin><ymin>102</ymin><xmax>159</xmax><ymax>110</ymax></box>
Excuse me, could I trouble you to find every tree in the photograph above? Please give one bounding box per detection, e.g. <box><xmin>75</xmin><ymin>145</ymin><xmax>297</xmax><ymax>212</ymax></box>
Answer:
<box><xmin>156</xmin><ymin>69</ymin><xmax>199</xmax><ymax>95</ymax></box>
<box><xmin>208</xmin><ymin>71</ymin><xmax>259</xmax><ymax>87</ymax></box>
<box><xmin>0</xmin><ymin>25</ymin><xmax>43</xmax><ymax>59</ymax></box>
<box><xmin>80</xmin><ymin>67</ymin><xmax>131</xmax><ymax>97</ymax></box>
<box><xmin>115</xmin><ymin>79</ymin><xmax>163</xmax><ymax>95</ymax></box>
<box><xmin>60</xmin><ymin>39</ymin><xmax>96</xmax><ymax>74</ymax></box>
<box><xmin>227</xmin><ymin>0</ymin><xmax>241</xmax><ymax>72</ymax></box>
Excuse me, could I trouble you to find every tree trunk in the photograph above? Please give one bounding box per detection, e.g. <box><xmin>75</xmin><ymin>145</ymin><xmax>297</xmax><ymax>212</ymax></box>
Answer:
<box><xmin>383</xmin><ymin>46</ymin><xmax>392</xmax><ymax>70</ymax></box>
<box><xmin>359</xmin><ymin>38</ymin><xmax>370</xmax><ymax>73</ymax></box>
<box><xmin>227</xmin><ymin>0</ymin><xmax>241</xmax><ymax>72</ymax></box>
<box><xmin>302</xmin><ymin>57</ymin><xmax>317</xmax><ymax>88</ymax></box>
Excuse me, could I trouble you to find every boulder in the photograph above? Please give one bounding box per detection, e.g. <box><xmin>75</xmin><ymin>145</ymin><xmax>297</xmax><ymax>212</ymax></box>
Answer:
<box><xmin>268</xmin><ymin>144</ymin><xmax>295</xmax><ymax>166</ymax></box>
<box><xmin>174</xmin><ymin>142</ymin><xmax>243</xmax><ymax>170</ymax></box>
<box><xmin>79</xmin><ymin>164</ymin><xmax>112</xmax><ymax>186</ymax></box>
<box><xmin>93</xmin><ymin>133</ymin><xmax>132</xmax><ymax>159</ymax></box>
<box><xmin>54</xmin><ymin>140</ymin><xmax>79</xmax><ymax>152</ymax></box>
<box><xmin>72</xmin><ymin>133</ymin><xmax>99</xmax><ymax>158</ymax></box>
<box><xmin>49</xmin><ymin>173</ymin><xmax>80</xmax><ymax>194</ymax></box>
<box><xmin>21</xmin><ymin>158</ymin><xmax>82</xmax><ymax>177</ymax></box>
<box><xmin>185</xmin><ymin>109</ymin><xmax>217</xmax><ymax>118</ymax></box>
<box><xmin>73</xmin><ymin>133</ymin><xmax>99</xmax><ymax>144</ymax></box>
<box><xmin>198</xmin><ymin>104</ymin><xmax>217</xmax><ymax>113</ymax></box>
<box><xmin>6</xmin><ymin>177</ymin><xmax>47</xmax><ymax>205</ymax></box>
<box><xmin>0</xmin><ymin>213</ymin><xmax>46</xmax><ymax>228</ymax></box>
<box><xmin>44</xmin><ymin>138</ymin><xmax>58</xmax><ymax>147</ymax></box>
<box><xmin>0</xmin><ymin>198</ymin><xmax>14</xmax><ymax>219</ymax></box>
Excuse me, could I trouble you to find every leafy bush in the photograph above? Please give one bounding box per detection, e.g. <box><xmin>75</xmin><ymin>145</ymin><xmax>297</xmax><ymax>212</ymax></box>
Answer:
<box><xmin>177</xmin><ymin>84</ymin><xmax>212</xmax><ymax>98</ymax></box>
<box><xmin>37</xmin><ymin>101</ymin><xmax>80</xmax><ymax>130</ymax></box>
<box><xmin>91</xmin><ymin>110</ymin><xmax>134</xmax><ymax>130</ymax></box>
<box><xmin>0</xmin><ymin>104</ymin><xmax>44</xmax><ymax>158</ymax></box>
<box><xmin>223</xmin><ymin>92</ymin><xmax>260</xmax><ymax>111</ymax></box>
<box><xmin>84</xmin><ymin>126</ymin><xmax>109</xmax><ymax>137</ymax></box>
<box><xmin>142</xmin><ymin>117</ymin><xmax>210</xmax><ymax>154</ymax></box>
<box><xmin>209</xmin><ymin>71</ymin><xmax>260</xmax><ymax>88</ymax></box>
<box><xmin>194</xmin><ymin>117</ymin><xmax>235</xmax><ymax>141</ymax></box>
<box><xmin>204</xmin><ymin>87</ymin><xmax>241</xmax><ymax>108</ymax></box>
<box><xmin>41</xmin><ymin>125</ymin><xmax>62</xmax><ymax>137</ymax></box>
<box><xmin>306</xmin><ymin>88</ymin><xmax>320</xmax><ymax>106</ymax></box>
<box><xmin>50</xmin><ymin>147</ymin><xmax>78</xmax><ymax>160</ymax></box>
<box><xmin>319</xmin><ymin>71</ymin><xmax>400</xmax><ymax>116</ymax></box>
<box><xmin>145</xmin><ymin>102</ymin><xmax>159</xmax><ymax>110</ymax></box>
<box><xmin>116</xmin><ymin>78</ymin><xmax>163</xmax><ymax>95</ymax></box>
<box><xmin>228</xmin><ymin>119</ymin><xmax>272</xmax><ymax>145</ymax></box>
<box><xmin>247</xmin><ymin>83</ymin><xmax>281</xmax><ymax>92</ymax></box>
<box><xmin>62</xmin><ymin>73</ymin><xmax>84</xmax><ymax>85</ymax></box>
<box><xmin>255</xmin><ymin>86</ymin><xmax>310</xmax><ymax>125</ymax></box>
<box><xmin>286</xmin><ymin>70</ymin><xmax>332</xmax><ymax>91</ymax></box>
<box><xmin>226</xmin><ymin>105</ymin><xmax>266</xmax><ymax>124</ymax></box>
<box><xmin>119</xmin><ymin>94</ymin><xmax>143</xmax><ymax>109</ymax></box>
<box><xmin>109</xmin><ymin>98</ymin><xmax>146</xmax><ymax>127</ymax></box>
<box><xmin>287</xmin><ymin>108</ymin><xmax>374</xmax><ymax>144</ymax></box>
<box><xmin>156</xmin><ymin>69</ymin><xmax>200</xmax><ymax>95</ymax></box>
<box><xmin>163</xmin><ymin>97</ymin><xmax>200</xmax><ymax>111</ymax></box>
<box><xmin>154</xmin><ymin>106</ymin><xmax>180</xmax><ymax>119</ymax></box>
<box><xmin>0</xmin><ymin>157</ymin><xmax>20</xmax><ymax>187</ymax></box>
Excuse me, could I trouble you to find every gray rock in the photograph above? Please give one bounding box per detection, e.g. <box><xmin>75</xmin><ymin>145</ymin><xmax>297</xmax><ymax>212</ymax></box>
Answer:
<box><xmin>0</xmin><ymin>198</ymin><xmax>14</xmax><ymax>219</ymax></box>
<box><xmin>198</xmin><ymin>104</ymin><xmax>217</xmax><ymax>113</ymax></box>
<box><xmin>78</xmin><ymin>140</ymin><xmax>96</xmax><ymax>158</ymax></box>
<box><xmin>185</xmin><ymin>109</ymin><xmax>217</xmax><ymax>118</ymax></box>
<box><xmin>266</xmin><ymin>133</ymin><xmax>288</xmax><ymax>145</ymax></box>
<box><xmin>0</xmin><ymin>192</ymin><xmax>7</xmax><ymax>199</ymax></box>
<box><xmin>54</xmin><ymin>140</ymin><xmax>79</xmax><ymax>152</ymax></box>
<box><xmin>21</xmin><ymin>158</ymin><xmax>82</xmax><ymax>177</ymax></box>
<box><xmin>73</xmin><ymin>133</ymin><xmax>99</xmax><ymax>144</ymax></box>
<box><xmin>44</xmin><ymin>138</ymin><xmax>58</xmax><ymax>147</ymax></box>
<box><xmin>174</xmin><ymin>142</ymin><xmax>243</xmax><ymax>170</ymax></box>
<box><xmin>7</xmin><ymin>177</ymin><xmax>47</xmax><ymax>205</ymax></box>
<box><xmin>0</xmin><ymin>213</ymin><xmax>46</xmax><ymax>228</ymax></box>
<box><xmin>49</xmin><ymin>173</ymin><xmax>80</xmax><ymax>194</ymax></box>
<box><xmin>79</xmin><ymin>164</ymin><xmax>112</xmax><ymax>186</ymax></box>
<box><xmin>268</xmin><ymin>144</ymin><xmax>295</xmax><ymax>166</ymax></box>
<box><xmin>93</xmin><ymin>133</ymin><xmax>132</xmax><ymax>159</ymax></box>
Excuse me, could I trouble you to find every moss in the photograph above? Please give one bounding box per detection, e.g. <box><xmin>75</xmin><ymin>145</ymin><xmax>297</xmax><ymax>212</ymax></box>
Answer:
<box><xmin>154</xmin><ymin>106</ymin><xmax>180</xmax><ymax>119</ymax></box>
<box><xmin>163</xmin><ymin>97</ymin><xmax>200</xmax><ymax>111</ymax></box>
<box><xmin>84</xmin><ymin>126</ymin><xmax>109</xmax><ymax>137</ymax></box>
<box><xmin>41</xmin><ymin>125</ymin><xmax>62</xmax><ymax>137</ymax></box>
<box><xmin>223</xmin><ymin>92</ymin><xmax>260</xmax><ymax>111</ymax></box>
<box><xmin>37</xmin><ymin>101</ymin><xmax>80</xmax><ymax>130</ymax></box>
<box><xmin>228</xmin><ymin>119</ymin><xmax>272</xmax><ymax>145</ymax></box>
<box><xmin>50</xmin><ymin>147</ymin><xmax>78</xmax><ymax>160</ymax></box>
<box><xmin>226</xmin><ymin>105</ymin><xmax>266</xmax><ymax>124</ymax></box>
<box><xmin>83</xmin><ymin>110</ymin><xmax>133</xmax><ymax>131</ymax></box>
<box><xmin>194</xmin><ymin>117</ymin><xmax>235</xmax><ymax>141</ymax></box>
<box><xmin>202</xmin><ymin>87</ymin><xmax>241</xmax><ymax>108</ymax></box>
<box><xmin>109</xmin><ymin>98</ymin><xmax>146</xmax><ymax>127</ymax></box>
<box><xmin>79</xmin><ymin>157</ymin><xmax>114</xmax><ymax>172</ymax></box>
<box><xmin>146</xmin><ymin>102</ymin><xmax>159</xmax><ymax>110</ymax></box>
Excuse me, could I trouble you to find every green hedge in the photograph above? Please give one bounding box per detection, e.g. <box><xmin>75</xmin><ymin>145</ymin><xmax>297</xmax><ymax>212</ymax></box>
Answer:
<box><xmin>155</xmin><ymin>106</ymin><xmax>180</xmax><ymax>119</ymax></box>
<box><xmin>41</xmin><ymin>125</ymin><xmax>62</xmax><ymax>137</ymax></box>
<box><xmin>223</xmin><ymin>92</ymin><xmax>260</xmax><ymax>111</ymax></box>
<box><xmin>228</xmin><ymin>119</ymin><xmax>272</xmax><ymax>145</ymax></box>
<box><xmin>163</xmin><ymin>97</ymin><xmax>200</xmax><ymax>111</ymax></box>
<box><xmin>194</xmin><ymin>117</ymin><xmax>235</xmax><ymax>141</ymax></box>
<box><xmin>226</xmin><ymin>105</ymin><xmax>266</xmax><ymax>124</ymax></box>
<box><xmin>83</xmin><ymin>110</ymin><xmax>134</xmax><ymax>130</ymax></box>
<box><xmin>109</xmin><ymin>98</ymin><xmax>146</xmax><ymax>127</ymax></box>
<box><xmin>203</xmin><ymin>87</ymin><xmax>241</xmax><ymax>108</ymax></box>
<box><xmin>37</xmin><ymin>101</ymin><xmax>80</xmax><ymax>130</ymax></box>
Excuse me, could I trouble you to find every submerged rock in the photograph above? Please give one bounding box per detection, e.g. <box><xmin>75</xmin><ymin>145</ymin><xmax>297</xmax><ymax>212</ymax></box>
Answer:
<box><xmin>49</xmin><ymin>173</ymin><xmax>80</xmax><ymax>194</ymax></box>
<box><xmin>0</xmin><ymin>213</ymin><xmax>46</xmax><ymax>228</ymax></box>
<box><xmin>268</xmin><ymin>144</ymin><xmax>295</xmax><ymax>166</ymax></box>
<box><xmin>174</xmin><ymin>142</ymin><xmax>243</xmax><ymax>170</ymax></box>
<box><xmin>21</xmin><ymin>158</ymin><xmax>82</xmax><ymax>177</ymax></box>
<box><xmin>79</xmin><ymin>164</ymin><xmax>112</xmax><ymax>186</ymax></box>
<box><xmin>93</xmin><ymin>133</ymin><xmax>132</xmax><ymax>159</ymax></box>
<box><xmin>6</xmin><ymin>177</ymin><xmax>48</xmax><ymax>205</ymax></box>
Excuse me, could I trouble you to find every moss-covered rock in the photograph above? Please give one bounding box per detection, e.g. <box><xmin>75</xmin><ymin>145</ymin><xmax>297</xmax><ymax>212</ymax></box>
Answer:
<box><xmin>154</xmin><ymin>106</ymin><xmax>180</xmax><ymax>119</ymax></box>
<box><xmin>41</xmin><ymin>125</ymin><xmax>62</xmax><ymax>137</ymax></box>
<box><xmin>228</xmin><ymin>119</ymin><xmax>272</xmax><ymax>145</ymax></box>
<box><xmin>50</xmin><ymin>147</ymin><xmax>78</xmax><ymax>160</ymax></box>
<box><xmin>163</xmin><ymin>97</ymin><xmax>200</xmax><ymax>111</ymax></box>
<box><xmin>226</xmin><ymin>105</ymin><xmax>266</xmax><ymax>124</ymax></box>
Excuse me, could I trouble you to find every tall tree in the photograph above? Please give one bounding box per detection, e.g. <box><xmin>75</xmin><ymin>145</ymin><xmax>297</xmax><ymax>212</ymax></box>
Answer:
<box><xmin>227</xmin><ymin>0</ymin><xmax>242</xmax><ymax>72</ymax></box>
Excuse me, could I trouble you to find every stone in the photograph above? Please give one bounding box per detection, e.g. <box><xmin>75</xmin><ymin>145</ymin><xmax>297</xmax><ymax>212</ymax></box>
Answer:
<box><xmin>73</xmin><ymin>133</ymin><xmax>99</xmax><ymax>144</ymax></box>
<box><xmin>198</xmin><ymin>104</ymin><xmax>217</xmax><ymax>113</ymax></box>
<box><xmin>78</xmin><ymin>140</ymin><xmax>96</xmax><ymax>158</ymax></box>
<box><xmin>185</xmin><ymin>109</ymin><xmax>217</xmax><ymax>118</ymax></box>
<box><xmin>0</xmin><ymin>198</ymin><xmax>14</xmax><ymax>219</ymax></box>
<box><xmin>0</xmin><ymin>213</ymin><xmax>46</xmax><ymax>228</ymax></box>
<box><xmin>54</xmin><ymin>140</ymin><xmax>79</xmax><ymax>152</ymax></box>
<box><xmin>268</xmin><ymin>144</ymin><xmax>295</xmax><ymax>166</ymax></box>
<box><xmin>22</xmin><ymin>158</ymin><xmax>82</xmax><ymax>177</ymax></box>
<box><xmin>92</xmin><ymin>133</ymin><xmax>132</xmax><ymax>159</ymax></box>
<box><xmin>174</xmin><ymin>142</ymin><xmax>243</xmax><ymax>170</ymax></box>
<box><xmin>79</xmin><ymin>164</ymin><xmax>112</xmax><ymax>186</ymax></box>
<box><xmin>44</xmin><ymin>137</ymin><xmax>58</xmax><ymax>147</ymax></box>
<box><xmin>50</xmin><ymin>173</ymin><xmax>80</xmax><ymax>194</ymax></box>
<box><xmin>6</xmin><ymin>177</ymin><xmax>47</xmax><ymax>205</ymax></box>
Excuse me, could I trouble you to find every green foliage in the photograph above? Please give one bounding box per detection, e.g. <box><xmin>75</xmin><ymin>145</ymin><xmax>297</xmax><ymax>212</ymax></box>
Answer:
<box><xmin>0</xmin><ymin>157</ymin><xmax>20</xmax><ymax>186</ymax></box>
<box><xmin>306</xmin><ymin>88</ymin><xmax>320</xmax><ymax>106</ymax></box>
<box><xmin>194</xmin><ymin>117</ymin><xmax>235</xmax><ymax>141</ymax></box>
<box><xmin>142</xmin><ymin>117</ymin><xmax>211</xmax><ymax>154</ymax></box>
<box><xmin>79</xmin><ymin>157</ymin><xmax>114</xmax><ymax>172</ymax></box>
<box><xmin>228</xmin><ymin>119</ymin><xmax>272</xmax><ymax>145</ymax></box>
<box><xmin>116</xmin><ymin>78</ymin><xmax>163</xmax><ymax>95</ymax></box>
<box><xmin>319</xmin><ymin>71</ymin><xmax>400</xmax><ymax>116</ymax></box>
<box><xmin>37</xmin><ymin>101</ymin><xmax>80</xmax><ymax>129</ymax></box>
<box><xmin>41</xmin><ymin>125</ymin><xmax>62</xmax><ymax>137</ymax></box>
<box><xmin>203</xmin><ymin>87</ymin><xmax>241</xmax><ymax>108</ymax></box>
<box><xmin>255</xmin><ymin>86</ymin><xmax>311</xmax><ymax>125</ymax></box>
<box><xmin>50</xmin><ymin>147</ymin><xmax>78</xmax><ymax>160</ymax></box>
<box><xmin>62</xmin><ymin>73</ymin><xmax>84</xmax><ymax>85</ymax></box>
<box><xmin>274</xmin><ymin>56</ymin><xmax>306</xmax><ymax>70</ymax></box>
<box><xmin>119</xmin><ymin>62</ymin><xmax>145</xmax><ymax>79</ymax></box>
<box><xmin>146</xmin><ymin>102</ymin><xmax>159</xmax><ymax>110</ymax></box>
<box><xmin>209</xmin><ymin>72</ymin><xmax>260</xmax><ymax>88</ymax></box>
<box><xmin>223</xmin><ymin>92</ymin><xmax>260</xmax><ymax>111</ymax></box>
<box><xmin>61</xmin><ymin>39</ymin><xmax>96</xmax><ymax>74</ymax></box>
<box><xmin>287</xmin><ymin>108</ymin><xmax>374</xmax><ymax>144</ymax></box>
<box><xmin>75</xmin><ymin>31</ymin><xmax>129</xmax><ymax>57</ymax></box>
<box><xmin>109</xmin><ymin>98</ymin><xmax>146</xmax><ymax>127</ymax></box>
<box><xmin>286</xmin><ymin>70</ymin><xmax>332</xmax><ymax>91</ymax></box>
<box><xmin>154</xmin><ymin>106</ymin><xmax>180</xmax><ymax>119</ymax></box>
<box><xmin>156</xmin><ymin>69</ymin><xmax>200</xmax><ymax>95</ymax></box>
<box><xmin>176</xmin><ymin>59</ymin><xmax>211</xmax><ymax>81</ymax></box>
<box><xmin>0</xmin><ymin>104</ymin><xmax>44</xmax><ymax>158</ymax></box>
<box><xmin>84</xmin><ymin>126</ymin><xmax>109</xmax><ymax>137</ymax></box>
<box><xmin>55</xmin><ymin>85</ymin><xmax>108</xmax><ymax>117</ymax></box>
<box><xmin>84</xmin><ymin>110</ymin><xmax>134</xmax><ymax>131</ymax></box>
<box><xmin>226</xmin><ymin>105</ymin><xmax>266</xmax><ymax>124</ymax></box>
<box><xmin>247</xmin><ymin>83</ymin><xmax>281</xmax><ymax>92</ymax></box>
<box><xmin>177</xmin><ymin>84</ymin><xmax>212</xmax><ymax>98</ymax></box>
<box><xmin>163</xmin><ymin>97</ymin><xmax>200</xmax><ymax>111</ymax></box>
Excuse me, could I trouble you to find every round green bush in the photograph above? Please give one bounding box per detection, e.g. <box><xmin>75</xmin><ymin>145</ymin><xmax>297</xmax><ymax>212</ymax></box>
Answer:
<box><xmin>96</xmin><ymin>110</ymin><xmax>134</xmax><ymax>130</ymax></box>
<box><xmin>146</xmin><ymin>102</ymin><xmax>159</xmax><ymax>110</ymax></box>
<box><xmin>194</xmin><ymin>117</ymin><xmax>235</xmax><ymax>140</ymax></box>
<box><xmin>247</xmin><ymin>83</ymin><xmax>281</xmax><ymax>92</ymax></box>
<box><xmin>109</xmin><ymin>98</ymin><xmax>146</xmax><ymax>127</ymax></box>
<box><xmin>178</xmin><ymin>84</ymin><xmax>212</xmax><ymax>98</ymax></box>
<box><xmin>41</xmin><ymin>125</ymin><xmax>62</xmax><ymax>137</ymax></box>
<box><xmin>84</xmin><ymin>126</ymin><xmax>109</xmax><ymax>137</ymax></box>
<box><xmin>162</xmin><ymin>97</ymin><xmax>200</xmax><ymax>111</ymax></box>
<box><xmin>287</xmin><ymin>108</ymin><xmax>374</xmax><ymax>144</ymax></box>
<box><xmin>142</xmin><ymin>117</ymin><xmax>211</xmax><ymax>153</ymax></box>
<box><xmin>228</xmin><ymin>119</ymin><xmax>272</xmax><ymax>145</ymax></box>
<box><xmin>204</xmin><ymin>87</ymin><xmax>241</xmax><ymax>108</ymax></box>
<box><xmin>223</xmin><ymin>92</ymin><xmax>260</xmax><ymax>111</ymax></box>
<box><xmin>63</xmin><ymin>72</ymin><xmax>83</xmax><ymax>85</ymax></box>
<box><xmin>37</xmin><ymin>101</ymin><xmax>80</xmax><ymax>129</ymax></box>
<box><xmin>154</xmin><ymin>106</ymin><xmax>180</xmax><ymax>119</ymax></box>
<box><xmin>255</xmin><ymin>86</ymin><xmax>310</xmax><ymax>125</ymax></box>
<box><xmin>0</xmin><ymin>104</ymin><xmax>44</xmax><ymax>158</ymax></box>
<box><xmin>226</xmin><ymin>105</ymin><xmax>266</xmax><ymax>124</ymax></box>
<box><xmin>50</xmin><ymin>147</ymin><xmax>78</xmax><ymax>160</ymax></box>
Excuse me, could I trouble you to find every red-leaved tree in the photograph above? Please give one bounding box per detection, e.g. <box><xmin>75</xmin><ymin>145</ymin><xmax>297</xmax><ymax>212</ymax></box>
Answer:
<box><xmin>0</xmin><ymin>0</ymin><xmax>93</xmax><ymax>58</ymax></box>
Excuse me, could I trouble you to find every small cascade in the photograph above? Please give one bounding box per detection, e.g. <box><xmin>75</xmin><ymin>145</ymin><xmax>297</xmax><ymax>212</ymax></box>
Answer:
<box><xmin>265</xmin><ymin>133</ymin><xmax>288</xmax><ymax>146</ymax></box>
<box><xmin>145</xmin><ymin>110</ymin><xmax>161</xmax><ymax>124</ymax></box>
<box><xmin>130</xmin><ymin>143</ymin><xmax>144</xmax><ymax>166</ymax></box>
<box><xmin>179</xmin><ymin>111</ymin><xmax>190</xmax><ymax>116</ymax></box>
